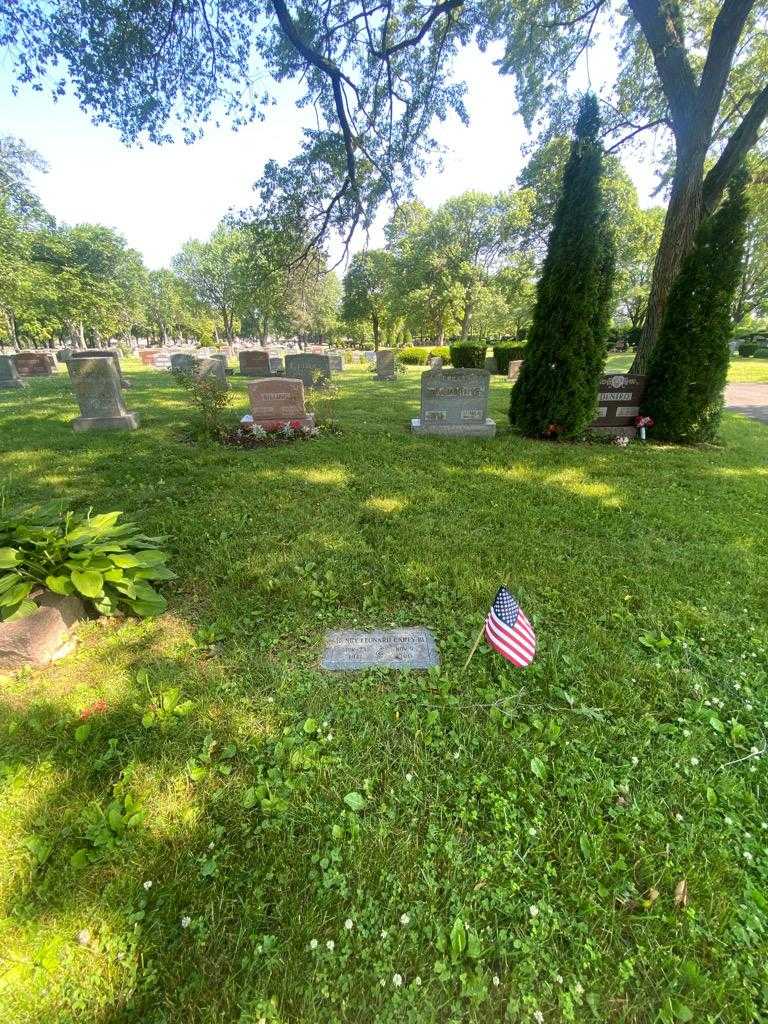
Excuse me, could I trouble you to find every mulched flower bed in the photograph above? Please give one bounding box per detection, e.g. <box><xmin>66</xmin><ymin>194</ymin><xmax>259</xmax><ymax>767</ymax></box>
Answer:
<box><xmin>221</xmin><ymin>420</ymin><xmax>320</xmax><ymax>448</ymax></box>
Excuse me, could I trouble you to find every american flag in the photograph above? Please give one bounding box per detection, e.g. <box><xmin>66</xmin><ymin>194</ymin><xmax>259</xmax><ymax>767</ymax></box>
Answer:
<box><xmin>484</xmin><ymin>587</ymin><xmax>536</xmax><ymax>667</ymax></box>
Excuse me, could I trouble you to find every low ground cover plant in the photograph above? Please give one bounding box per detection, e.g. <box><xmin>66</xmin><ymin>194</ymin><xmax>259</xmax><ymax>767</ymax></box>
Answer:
<box><xmin>0</xmin><ymin>505</ymin><xmax>174</xmax><ymax>619</ymax></box>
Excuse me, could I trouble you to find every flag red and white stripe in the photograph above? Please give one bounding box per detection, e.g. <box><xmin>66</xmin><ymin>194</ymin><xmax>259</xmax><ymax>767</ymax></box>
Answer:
<box><xmin>484</xmin><ymin>586</ymin><xmax>536</xmax><ymax>667</ymax></box>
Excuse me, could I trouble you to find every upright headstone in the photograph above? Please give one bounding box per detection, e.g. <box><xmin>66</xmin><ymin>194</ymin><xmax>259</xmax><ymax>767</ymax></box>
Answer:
<box><xmin>284</xmin><ymin>353</ymin><xmax>332</xmax><ymax>388</ymax></box>
<box><xmin>153</xmin><ymin>351</ymin><xmax>172</xmax><ymax>370</ymax></box>
<box><xmin>68</xmin><ymin>357</ymin><xmax>139</xmax><ymax>431</ymax></box>
<box><xmin>139</xmin><ymin>349</ymin><xmax>160</xmax><ymax>365</ymax></box>
<box><xmin>328</xmin><ymin>353</ymin><xmax>344</xmax><ymax>373</ymax></box>
<box><xmin>268</xmin><ymin>355</ymin><xmax>285</xmax><ymax>375</ymax></box>
<box><xmin>70</xmin><ymin>348</ymin><xmax>129</xmax><ymax>388</ymax></box>
<box><xmin>170</xmin><ymin>352</ymin><xmax>198</xmax><ymax>375</ymax></box>
<box><xmin>57</xmin><ymin>348</ymin><xmax>73</xmax><ymax>364</ymax></box>
<box><xmin>0</xmin><ymin>354</ymin><xmax>25</xmax><ymax>389</ymax></box>
<box><xmin>376</xmin><ymin>349</ymin><xmax>396</xmax><ymax>381</ymax></box>
<box><xmin>363</xmin><ymin>351</ymin><xmax>377</xmax><ymax>365</ymax></box>
<box><xmin>590</xmin><ymin>373</ymin><xmax>647</xmax><ymax>437</ymax></box>
<box><xmin>211</xmin><ymin>352</ymin><xmax>229</xmax><ymax>375</ymax></box>
<box><xmin>246</xmin><ymin>378</ymin><xmax>315</xmax><ymax>431</ymax></box>
<box><xmin>411</xmin><ymin>366</ymin><xmax>496</xmax><ymax>438</ymax></box>
<box><xmin>428</xmin><ymin>356</ymin><xmax>444</xmax><ymax>369</ymax></box>
<box><xmin>507</xmin><ymin>359</ymin><xmax>523</xmax><ymax>382</ymax></box>
<box><xmin>195</xmin><ymin>358</ymin><xmax>229</xmax><ymax>387</ymax></box>
<box><xmin>13</xmin><ymin>351</ymin><xmax>55</xmax><ymax>377</ymax></box>
<box><xmin>239</xmin><ymin>350</ymin><xmax>271</xmax><ymax>377</ymax></box>
<box><xmin>484</xmin><ymin>355</ymin><xmax>498</xmax><ymax>374</ymax></box>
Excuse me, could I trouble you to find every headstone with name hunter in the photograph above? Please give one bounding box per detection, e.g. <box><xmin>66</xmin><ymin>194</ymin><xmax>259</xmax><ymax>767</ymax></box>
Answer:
<box><xmin>0</xmin><ymin>354</ymin><xmax>25</xmax><ymax>389</ymax></box>
<box><xmin>68</xmin><ymin>357</ymin><xmax>139</xmax><ymax>431</ymax></box>
<box><xmin>321</xmin><ymin>627</ymin><xmax>439</xmax><ymax>671</ymax></box>
<box><xmin>376</xmin><ymin>349</ymin><xmax>396</xmax><ymax>380</ymax></box>
<box><xmin>246</xmin><ymin>377</ymin><xmax>315</xmax><ymax>430</ymax></box>
<box><xmin>13</xmin><ymin>351</ymin><xmax>55</xmax><ymax>377</ymax></box>
<box><xmin>239</xmin><ymin>350</ymin><xmax>270</xmax><ymax>377</ymax></box>
<box><xmin>590</xmin><ymin>373</ymin><xmax>647</xmax><ymax>437</ymax></box>
<box><xmin>411</xmin><ymin>366</ymin><xmax>496</xmax><ymax>438</ymax></box>
<box><xmin>284</xmin><ymin>353</ymin><xmax>332</xmax><ymax>388</ymax></box>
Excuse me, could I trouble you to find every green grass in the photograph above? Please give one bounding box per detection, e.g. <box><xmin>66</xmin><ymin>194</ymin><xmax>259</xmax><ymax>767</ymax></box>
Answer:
<box><xmin>605</xmin><ymin>351</ymin><xmax>768</xmax><ymax>382</ymax></box>
<box><xmin>1</xmin><ymin>362</ymin><xmax>767</xmax><ymax>1024</ymax></box>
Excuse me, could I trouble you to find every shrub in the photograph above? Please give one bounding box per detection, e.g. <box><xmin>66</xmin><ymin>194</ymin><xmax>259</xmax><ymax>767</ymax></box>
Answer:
<box><xmin>644</xmin><ymin>168</ymin><xmax>749</xmax><ymax>442</ymax></box>
<box><xmin>428</xmin><ymin>346</ymin><xmax>451</xmax><ymax>364</ymax></box>
<box><xmin>738</xmin><ymin>343</ymin><xmax>759</xmax><ymax>357</ymax></box>
<box><xmin>449</xmin><ymin>343</ymin><xmax>487</xmax><ymax>368</ymax></box>
<box><xmin>493</xmin><ymin>344</ymin><xmax>526</xmax><ymax>375</ymax></box>
<box><xmin>398</xmin><ymin>346</ymin><xmax>429</xmax><ymax>365</ymax></box>
<box><xmin>173</xmin><ymin>368</ymin><xmax>232</xmax><ymax>440</ymax></box>
<box><xmin>755</xmin><ymin>348</ymin><xmax>768</xmax><ymax>358</ymax></box>
<box><xmin>0</xmin><ymin>505</ymin><xmax>174</xmax><ymax>620</ymax></box>
<box><xmin>509</xmin><ymin>94</ymin><xmax>615</xmax><ymax>438</ymax></box>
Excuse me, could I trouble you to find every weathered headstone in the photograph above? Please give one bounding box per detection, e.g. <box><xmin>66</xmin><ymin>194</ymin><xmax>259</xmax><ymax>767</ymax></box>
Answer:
<box><xmin>428</xmin><ymin>355</ymin><xmax>444</xmax><ymax>369</ymax></box>
<box><xmin>153</xmin><ymin>351</ymin><xmax>172</xmax><ymax>370</ymax></box>
<box><xmin>328</xmin><ymin>353</ymin><xmax>344</xmax><ymax>373</ymax></box>
<box><xmin>590</xmin><ymin>373</ymin><xmax>647</xmax><ymax>437</ymax></box>
<box><xmin>363</xmin><ymin>351</ymin><xmax>377</xmax><ymax>365</ymax></box>
<box><xmin>13</xmin><ymin>351</ymin><xmax>55</xmax><ymax>377</ymax></box>
<box><xmin>68</xmin><ymin>357</ymin><xmax>139</xmax><ymax>431</ymax></box>
<box><xmin>57</xmin><ymin>348</ymin><xmax>73</xmax><ymax>364</ymax></box>
<box><xmin>268</xmin><ymin>355</ymin><xmax>285</xmax><ymax>375</ymax></box>
<box><xmin>411</xmin><ymin>366</ymin><xmax>496</xmax><ymax>438</ymax></box>
<box><xmin>239</xmin><ymin>350</ymin><xmax>271</xmax><ymax>377</ymax></box>
<box><xmin>246</xmin><ymin>377</ymin><xmax>315</xmax><ymax>430</ymax></box>
<box><xmin>211</xmin><ymin>352</ymin><xmax>229</xmax><ymax>374</ymax></box>
<box><xmin>284</xmin><ymin>353</ymin><xmax>332</xmax><ymax>388</ymax></box>
<box><xmin>170</xmin><ymin>352</ymin><xmax>198</xmax><ymax>374</ymax></box>
<box><xmin>484</xmin><ymin>355</ymin><xmax>498</xmax><ymax>374</ymax></box>
<box><xmin>195</xmin><ymin>357</ymin><xmax>229</xmax><ymax>387</ymax></box>
<box><xmin>70</xmin><ymin>348</ymin><xmax>129</xmax><ymax>389</ymax></box>
<box><xmin>0</xmin><ymin>354</ymin><xmax>25</xmax><ymax>389</ymax></box>
<box><xmin>139</xmin><ymin>348</ymin><xmax>160</xmax><ymax>365</ymax></box>
<box><xmin>376</xmin><ymin>349</ymin><xmax>396</xmax><ymax>380</ymax></box>
<box><xmin>507</xmin><ymin>359</ymin><xmax>523</xmax><ymax>382</ymax></box>
<box><xmin>321</xmin><ymin>627</ymin><xmax>439</xmax><ymax>671</ymax></box>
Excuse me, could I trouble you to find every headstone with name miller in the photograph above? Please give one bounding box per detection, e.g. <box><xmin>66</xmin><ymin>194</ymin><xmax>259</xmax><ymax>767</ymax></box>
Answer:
<box><xmin>376</xmin><ymin>349</ymin><xmax>396</xmax><ymax>381</ymax></box>
<box><xmin>411</xmin><ymin>366</ymin><xmax>496</xmax><ymax>438</ymax></box>
<box><xmin>13</xmin><ymin>351</ymin><xmax>55</xmax><ymax>377</ymax></box>
<box><xmin>246</xmin><ymin>377</ymin><xmax>315</xmax><ymax>431</ymax></box>
<box><xmin>284</xmin><ymin>353</ymin><xmax>332</xmax><ymax>388</ymax></box>
<box><xmin>321</xmin><ymin>627</ymin><xmax>439</xmax><ymax>671</ymax></box>
<box><xmin>507</xmin><ymin>359</ymin><xmax>523</xmax><ymax>382</ymax></box>
<box><xmin>239</xmin><ymin>350</ymin><xmax>270</xmax><ymax>377</ymax></box>
<box><xmin>0</xmin><ymin>354</ymin><xmax>25</xmax><ymax>389</ymax></box>
<box><xmin>590</xmin><ymin>373</ymin><xmax>647</xmax><ymax>437</ymax></box>
<box><xmin>68</xmin><ymin>357</ymin><xmax>139</xmax><ymax>431</ymax></box>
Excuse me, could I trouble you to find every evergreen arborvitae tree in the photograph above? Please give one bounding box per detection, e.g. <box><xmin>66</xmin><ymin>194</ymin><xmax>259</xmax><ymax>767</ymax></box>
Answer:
<box><xmin>643</xmin><ymin>169</ymin><xmax>749</xmax><ymax>442</ymax></box>
<box><xmin>509</xmin><ymin>94</ymin><xmax>614</xmax><ymax>437</ymax></box>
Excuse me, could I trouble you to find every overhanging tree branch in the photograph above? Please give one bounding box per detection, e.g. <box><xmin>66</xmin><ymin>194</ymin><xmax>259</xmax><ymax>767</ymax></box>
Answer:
<box><xmin>703</xmin><ymin>82</ymin><xmax>768</xmax><ymax>211</ymax></box>
<box><xmin>371</xmin><ymin>0</ymin><xmax>463</xmax><ymax>57</ymax></box>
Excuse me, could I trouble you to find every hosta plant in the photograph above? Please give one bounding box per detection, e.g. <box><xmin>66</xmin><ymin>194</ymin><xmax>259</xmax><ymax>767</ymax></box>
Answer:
<box><xmin>0</xmin><ymin>505</ymin><xmax>175</xmax><ymax>621</ymax></box>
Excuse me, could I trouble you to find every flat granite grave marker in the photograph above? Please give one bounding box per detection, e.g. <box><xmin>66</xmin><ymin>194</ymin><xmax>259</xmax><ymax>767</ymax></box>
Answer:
<box><xmin>247</xmin><ymin>377</ymin><xmax>315</xmax><ymax>430</ymax></box>
<box><xmin>590</xmin><ymin>373</ymin><xmax>647</xmax><ymax>437</ymax></box>
<box><xmin>411</xmin><ymin>366</ymin><xmax>496</xmax><ymax>438</ymax></box>
<box><xmin>376</xmin><ymin>349</ymin><xmax>396</xmax><ymax>380</ymax></box>
<box><xmin>0</xmin><ymin>354</ymin><xmax>25</xmax><ymax>389</ymax></box>
<box><xmin>68</xmin><ymin>357</ymin><xmax>138</xmax><ymax>431</ymax></box>
<box><xmin>13</xmin><ymin>351</ymin><xmax>55</xmax><ymax>377</ymax></box>
<box><xmin>321</xmin><ymin>627</ymin><xmax>439</xmax><ymax>670</ymax></box>
<box><xmin>239</xmin><ymin>350</ymin><xmax>270</xmax><ymax>377</ymax></box>
<box><xmin>284</xmin><ymin>353</ymin><xmax>332</xmax><ymax>388</ymax></box>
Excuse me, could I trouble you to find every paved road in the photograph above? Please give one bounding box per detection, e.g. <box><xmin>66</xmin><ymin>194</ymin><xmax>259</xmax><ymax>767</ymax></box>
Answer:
<box><xmin>724</xmin><ymin>383</ymin><xmax>768</xmax><ymax>424</ymax></box>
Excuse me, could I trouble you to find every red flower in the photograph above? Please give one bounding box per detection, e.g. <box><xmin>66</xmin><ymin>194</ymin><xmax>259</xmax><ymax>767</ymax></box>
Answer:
<box><xmin>634</xmin><ymin>415</ymin><xmax>654</xmax><ymax>428</ymax></box>
<box><xmin>80</xmin><ymin>699</ymin><xmax>107</xmax><ymax>720</ymax></box>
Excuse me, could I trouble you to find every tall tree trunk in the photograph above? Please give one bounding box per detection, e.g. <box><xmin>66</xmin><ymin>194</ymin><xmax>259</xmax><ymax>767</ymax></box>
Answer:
<box><xmin>78</xmin><ymin>322</ymin><xmax>86</xmax><ymax>348</ymax></box>
<box><xmin>372</xmin><ymin>313</ymin><xmax>380</xmax><ymax>351</ymax></box>
<box><xmin>460</xmin><ymin>289</ymin><xmax>474</xmax><ymax>342</ymax></box>
<box><xmin>631</xmin><ymin>150</ymin><xmax>706</xmax><ymax>373</ymax></box>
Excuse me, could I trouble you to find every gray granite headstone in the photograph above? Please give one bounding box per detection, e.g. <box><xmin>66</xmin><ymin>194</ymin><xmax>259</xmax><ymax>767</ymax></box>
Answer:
<box><xmin>411</xmin><ymin>366</ymin><xmax>496</xmax><ymax>438</ymax></box>
<box><xmin>376</xmin><ymin>349</ymin><xmax>396</xmax><ymax>380</ymax></box>
<box><xmin>284</xmin><ymin>353</ymin><xmax>332</xmax><ymax>388</ymax></box>
<box><xmin>328</xmin><ymin>353</ymin><xmax>344</xmax><ymax>373</ymax></box>
<box><xmin>68</xmin><ymin>357</ymin><xmax>138</xmax><ymax>431</ymax></box>
<box><xmin>268</xmin><ymin>355</ymin><xmax>285</xmax><ymax>375</ymax></box>
<box><xmin>0</xmin><ymin>354</ymin><xmax>25</xmax><ymax>389</ymax></box>
<box><xmin>321</xmin><ymin>627</ymin><xmax>439</xmax><ymax>671</ymax></box>
<box><xmin>70</xmin><ymin>348</ymin><xmax>129</xmax><ymax>388</ymax></box>
<box><xmin>195</xmin><ymin>357</ymin><xmax>229</xmax><ymax>388</ymax></box>
<box><xmin>239</xmin><ymin>350</ymin><xmax>270</xmax><ymax>377</ymax></box>
<box><xmin>210</xmin><ymin>352</ymin><xmax>229</xmax><ymax>374</ymax></box>
<box><xmin>363</xmin><ymin>351</ymin><xmax>377</xmax><ymax>364</ymax></box>
<box><xmin>171</xmin><ymin>352</ymin><xmax>198</xmax><ymax>374</ymax></box>
<box><xmin>57</xmin><ymin>348</ymin><xmax>73</xmax><ymax>364</ymax></box>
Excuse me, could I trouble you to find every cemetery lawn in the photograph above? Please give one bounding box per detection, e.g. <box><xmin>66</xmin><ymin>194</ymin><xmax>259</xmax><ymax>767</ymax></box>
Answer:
<box><xmin>605</xmin><ymin>352</ymin><xmax>768</xmax><ymax>382</ymax></box>
<box><xmin>1</xmin><ymin>362</ymin><xmax>768</xmax><ymax>1024</ymax></box>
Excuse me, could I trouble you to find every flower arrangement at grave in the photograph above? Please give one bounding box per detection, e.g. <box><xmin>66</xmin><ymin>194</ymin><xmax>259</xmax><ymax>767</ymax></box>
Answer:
<box><xmin>222</xmin><ymin>419</ymin><xmax>321</xmax><ymax>448</ymax></box>
<box><xmin>634</xmin><ymin>414</ymin><xmax>654</xmax><ymax>440</ymax></box>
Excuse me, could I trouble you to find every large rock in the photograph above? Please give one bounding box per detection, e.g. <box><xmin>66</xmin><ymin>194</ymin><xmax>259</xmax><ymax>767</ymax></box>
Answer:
<box><xmin>0</xmin><ymin>593</ymin><xmax>86</xmax><ymax>672</ymax></box>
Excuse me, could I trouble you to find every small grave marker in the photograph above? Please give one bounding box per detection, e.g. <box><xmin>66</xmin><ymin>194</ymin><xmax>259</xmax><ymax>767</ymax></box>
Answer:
<box><xmin>321</xmin><ymin>627</ymin><xmax>439</xmax><ymax>671</ymax></box>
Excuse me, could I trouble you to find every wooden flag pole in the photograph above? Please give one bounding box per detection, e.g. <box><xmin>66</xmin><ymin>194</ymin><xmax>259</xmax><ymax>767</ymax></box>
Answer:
<box><xmin>462</xmin><ymin>620</ymin><xmax>486</xmax><ymax>671</ymax></box>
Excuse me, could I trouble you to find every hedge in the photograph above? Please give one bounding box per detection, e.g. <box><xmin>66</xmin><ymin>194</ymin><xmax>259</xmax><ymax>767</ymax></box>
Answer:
<box><xmin>449</xmin><ymin>342</ymin><xmax>487</xmax><ymax>368</ymax></box>
<box><xmin>738</xmin><ymin>343</ymin><xmax>761</xmax><ymax>357</ymax></box>
<box><xmin>755</xmin><ymin>348</ymin><xmax>768</xmax><ymax>358</ymax></box>
<box><xmin>398</xmin><ymin>346</ymin><xmax>429</xmax><ymax>365</ymax></box>
<box><xmin>493</xmin><ymin>344</ymin><xmax>526</xmax><ymax>375</ymax></box>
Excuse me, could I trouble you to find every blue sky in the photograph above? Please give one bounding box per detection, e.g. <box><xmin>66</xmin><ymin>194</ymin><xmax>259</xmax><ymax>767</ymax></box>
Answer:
<box><xmin>1</xmin><ymin>39</ymin><xmax>662</xmax><ymax>269</ymax></box>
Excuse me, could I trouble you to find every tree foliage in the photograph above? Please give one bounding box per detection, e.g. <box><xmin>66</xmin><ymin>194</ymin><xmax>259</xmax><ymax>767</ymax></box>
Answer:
<box><xmin>644</xmin><ymin>169</ymin><xmax>749</xmax><ymax>442</ymax></box>
<box><xmin>509</xmin><ymin>95</ymin><xmax>615</xmax><ymax>438</ymax></box>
